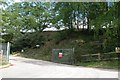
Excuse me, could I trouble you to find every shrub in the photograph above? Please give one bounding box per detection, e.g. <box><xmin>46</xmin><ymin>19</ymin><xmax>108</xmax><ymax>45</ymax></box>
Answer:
<box><xmin>11</xmin><ymin>32</ymin><xmax>44</xmax><ymax>51</ymax></box>
<box><xmin>2</xmin><ymin>33</ymin><xmax>13</xmax><ymax>43</ymax></box>
<box><xmin>54</xmin><ymin>29</ymin><xmax>74</xmax><ymax>44</ymax></box>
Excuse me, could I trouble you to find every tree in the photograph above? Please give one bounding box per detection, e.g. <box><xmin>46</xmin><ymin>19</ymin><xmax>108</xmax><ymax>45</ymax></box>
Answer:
<box><xmin>52</xmin><ymin>2</ymin><xmax>108</xmax><ymax>31</ymax></box>
<box><xmin>90</xmin><ymin>2</ymin><xmax>120</xmax><ymax>52</ymax></box>
<box><xmin>1</xmin><ymin>2</ymin><xmax>52</xmax><ymax>34</ymax></box>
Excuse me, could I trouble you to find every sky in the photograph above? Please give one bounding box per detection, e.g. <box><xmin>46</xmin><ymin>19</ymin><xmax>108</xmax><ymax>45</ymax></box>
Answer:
<box><xmin>14</xmin><ymin>0</ymin><xmax>22</xmax><ymax>2</ymax></box>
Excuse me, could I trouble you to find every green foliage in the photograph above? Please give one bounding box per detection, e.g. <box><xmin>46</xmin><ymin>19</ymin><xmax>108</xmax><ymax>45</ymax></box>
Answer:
<box><xmin>53</xmin><ymin>2</ymin><xmax>77</xmax><ymax>29</ymax></box>
<box><xmin>53</xmin><ymin>2</ymin><xmax>108</xmax><ymax>31</ymax></box>
<box><xmin>12</xmin><ymin>32</ymin><xmax>44</xmax><ymax>51</ymax></box>
<box><xmin>54</xmin><ymin>29</ymin><xmax>74</xmax><ymax>44</ymax></box>
<box><xmin>20</xmin><ymin>48</ymin><xmax>51</xmax><ymax>61</ymax></box>
<box><xmin>75</xmin><ymin>59</ymin><xmax>118</xmax><ymax>69</ymax></box>
<box><xmin>2</xmin><ymin>2</ymin><xmax>119</xmax><ymax>51</ymax></box>
<box><xmin>90</xmin><ymin>2</ymin><xmax>120</xmax><ymax>52</ymax></box>
<box><xmin>1</xmin><ymin>2</ymin><xmax>52</xmax><ymax>35</ymax></box>
<box><xmin>2</xmin><ymin>33</ymin><xmax>13</xmax><ymax>43</ymax></box>
<box><xmin>0</xmin><ymin>38</ymin><xmax>5</xmax><ymax>43</ymax></box>
<box><xmin>13</xmin><ymin>31</ymin><xmax>119</xmax><ymax>69</ymax></box>
<box><xmin>2</xmin><ymin>2</ymin><xmax>119</xmax><ymax>55</ymax></box>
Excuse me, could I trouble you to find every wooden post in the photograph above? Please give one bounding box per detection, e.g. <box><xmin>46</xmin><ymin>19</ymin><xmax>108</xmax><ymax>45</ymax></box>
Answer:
<box><xmin>98</xmin><ymin>53</ymin><xmax>101</xmax><ymax>61</ymax></box>
<box><xmin>115</xmin><ymin>47</ymin><xmax>120</xmax><ymax>60</ymax></box>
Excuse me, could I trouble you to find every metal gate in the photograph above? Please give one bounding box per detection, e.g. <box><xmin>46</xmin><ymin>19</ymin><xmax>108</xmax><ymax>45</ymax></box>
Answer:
<box><xmin>52</xmin><ymin>48</ymin><xmax>74</xmax><ymax>64</ymax></box>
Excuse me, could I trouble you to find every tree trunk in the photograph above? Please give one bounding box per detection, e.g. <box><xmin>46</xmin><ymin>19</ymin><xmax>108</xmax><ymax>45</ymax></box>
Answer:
<box><xmin>76</xmin><ymin>21</ymin><xmax>79</xmax><ymax>31</ymax></box>
<box><xmin>87</xmin><ymin>16</ymin><xmax>90</xmax><ymax>31</ymax></box>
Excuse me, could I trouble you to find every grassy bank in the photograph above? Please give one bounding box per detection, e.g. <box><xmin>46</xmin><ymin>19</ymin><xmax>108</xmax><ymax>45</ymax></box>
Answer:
<box><xmin>75</xmin><ymin>60</ymin><xmax>119</xmax><ymax>69</ymax></box>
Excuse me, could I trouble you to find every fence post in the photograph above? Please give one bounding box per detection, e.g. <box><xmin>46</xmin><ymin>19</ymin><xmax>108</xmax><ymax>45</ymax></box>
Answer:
<box><xmin>0</xmin><ymin>50</ymin><xmax>3</xmax><ymax>64</ymax></box>
<box><xmin>73</xmin><ymin>48</ymin><xmax>75</xmax><ymax>64</ymax></box>
<box><xmin>7</xmin><ymin>42</ymin><xmax>10</xmax><ymax>62</ymax></box>
<box><xmin>98</xmin><ymin>53</ymin><xmax>101</xmax><ymax>61</ymax></box>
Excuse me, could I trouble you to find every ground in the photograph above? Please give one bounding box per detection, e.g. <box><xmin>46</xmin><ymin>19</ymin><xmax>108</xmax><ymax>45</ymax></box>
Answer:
<box><xmin>0</xmin><ymin>56</ymin><xmax>118</xmax><ymax>78</ymax></box>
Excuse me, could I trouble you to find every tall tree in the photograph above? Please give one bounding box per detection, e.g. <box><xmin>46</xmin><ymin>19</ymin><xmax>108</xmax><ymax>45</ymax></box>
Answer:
<box><xmin>90</xmin><ymin>2</ymin><xmax>120</xmax><ymax>51</ymax></box>
<box><xmin>2</xmin><ymin>2</ymin><xmax>52</xmax><ymax>33</ymax></box>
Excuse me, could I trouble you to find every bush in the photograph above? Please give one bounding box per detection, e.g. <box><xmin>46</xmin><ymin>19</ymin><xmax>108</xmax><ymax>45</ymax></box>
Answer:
<box><xmin>54</xmin><ymin>29</ymin><xmax>74</xmax><ymax>44</ymax></box>
<box><xmin>2</xmin><ymin>33</ymin><xmax>13</xmax><ymax>43</ymax></box>
<box><xmin>0</xmin><ymin>38</ymin><xmax>5</xmax><ymax>43</ymax></box>
<box><xmin>11</xmin><ymin>32</ymin><xmax>44</xmax><ymax>51</ymax></box>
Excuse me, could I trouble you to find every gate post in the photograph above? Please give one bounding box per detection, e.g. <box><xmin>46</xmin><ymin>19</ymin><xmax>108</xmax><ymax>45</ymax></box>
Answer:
<box><xmin>7</xmin><ymin>42</ymin><xmax>10</xmax><ymax>62</ymax></box>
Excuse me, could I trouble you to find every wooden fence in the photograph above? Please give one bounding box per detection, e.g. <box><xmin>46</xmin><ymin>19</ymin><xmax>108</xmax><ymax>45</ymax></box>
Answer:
<box><xmin>80</xmin><ymin>52</ymin><xmax>119</xmax><ymax>62</ymax></box>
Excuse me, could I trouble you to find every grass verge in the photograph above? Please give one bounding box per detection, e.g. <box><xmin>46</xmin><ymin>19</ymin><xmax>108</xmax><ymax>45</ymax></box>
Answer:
<box><xmin>75</xmin><ymin>59</ymin><xmax>119</xmax><ymax>70</ymax></box>
<box><xmin>0</xmin><ymin>58</ymin><xmax>8</xmax><ymax>66</ymax></box>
